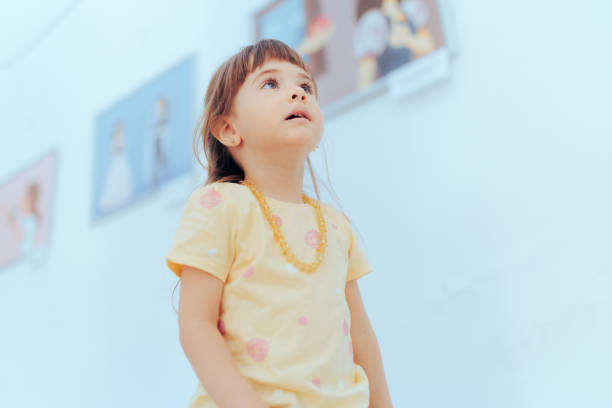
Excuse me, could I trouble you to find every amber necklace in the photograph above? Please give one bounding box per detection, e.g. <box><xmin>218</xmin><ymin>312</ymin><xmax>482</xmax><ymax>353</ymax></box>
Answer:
<box><xmin>240</xmin><ymin>179</ymin><xmax>327</xmax><ymax>273</ymax></box>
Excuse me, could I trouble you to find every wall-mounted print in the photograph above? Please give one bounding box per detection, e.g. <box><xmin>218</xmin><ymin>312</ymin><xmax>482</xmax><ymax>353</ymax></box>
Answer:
<box><xmin>254</xmin><ymin>0</ymin><xmax>454</xmax><ymax>113</ymax></box>
<box><xmin>92</xmin><ymin>56</ymin><xmax>195</xmax><ymax>221</ymax></box>
<box><xmin>0</xmin><ymin>150</ymin><xmax>57</xmax><ymax>270</ymax></box>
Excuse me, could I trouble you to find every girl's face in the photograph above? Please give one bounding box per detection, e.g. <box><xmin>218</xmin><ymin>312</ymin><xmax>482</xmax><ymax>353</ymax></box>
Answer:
<box><xmin>20</xmin><ymin>189</ymin><xmax>33</xmax><ymax>213</ymax></box>
<box><xmin>226</xmin><ymin>58</ymin><xmax>323</xmax><ymax>160</ymax></box>
<box><xmin>113</xmin><ymin>124</ymin><xmax>124</xmax><ymax>151</ymax></box>
<box><xmin>156</xmin><ymin>97</ymin><xmax>167</xmax><ymax>119</ymax></box>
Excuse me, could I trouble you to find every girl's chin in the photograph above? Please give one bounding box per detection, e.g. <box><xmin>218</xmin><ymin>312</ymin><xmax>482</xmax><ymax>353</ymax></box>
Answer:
<box><xmin>274</xmin><ymin>131</ymin><xmax>315</xmax><ymax>142</ymax></box>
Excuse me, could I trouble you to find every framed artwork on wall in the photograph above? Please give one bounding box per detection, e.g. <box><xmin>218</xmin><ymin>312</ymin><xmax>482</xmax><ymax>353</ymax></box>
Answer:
<box><xmin>92</xmin><ymin>55</ymin><xmax>196</xmax><ymax>221</ymax></box>
<box><xmin>0</xmin><ymin>150</ymin><xmax>57</xmax><ymax>270</ymax></box>
<box><xmin>254</xmin><ymin>0</ymin><xmax>456</xmax><ymax>115</ymax></box>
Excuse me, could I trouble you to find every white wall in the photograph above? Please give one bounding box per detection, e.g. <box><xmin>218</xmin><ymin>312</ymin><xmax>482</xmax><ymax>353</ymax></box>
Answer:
<box><xmin>1</xmin><ymin>1</ymin><xmax>611</xmax><ymax>407</ymax></box>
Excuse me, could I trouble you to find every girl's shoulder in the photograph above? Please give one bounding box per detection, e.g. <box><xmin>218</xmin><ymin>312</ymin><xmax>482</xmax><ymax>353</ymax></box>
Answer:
<box><xmin>319</xmin><ymin>201</ymin><xmax>352</xmax><ymax>230</ymax></box>
<box><xmin>186</xmin><ymin>181</ymin><xmax>248</xmax><ymax>212</ymax></box>
<box><xmin>191</xmin><ymin>182</ymin><xmax>351</xmax><ymax>226</ymax></box>
<box><xmin>200</xmin><ymin>180</ymin><xmax>248</xmax><ymax>197</ymax></box>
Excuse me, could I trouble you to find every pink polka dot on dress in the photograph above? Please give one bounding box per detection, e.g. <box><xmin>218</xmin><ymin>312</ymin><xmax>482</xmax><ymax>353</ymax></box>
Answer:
<box><xmin>242</xmin><ymin>265</ymin><xmax>255</xmax><ymax>278</ymax></box>
<box><xmin>298</xmin><ymin>315</ymin><xmax>308</xmax><ymax>326</ymax></box>
<box><xmin>305</xmin><ymin>229</ymin><xmax>321</xmax><ymax>249</ymax></box>
<box><xmin>200</xmin><ymin>188</ymin><xmax>222</xmax><ymax>208</ymax></box>
<box><xmin>343</xmin><ymin>319</ymin><xmax>349</xmax><ymax>336</ymax></box>
<box><xmin>273</xmin><ymin>214</ymin><xmax>283</xmax><ymax>226</ymax></box>
<box><xmin>312</xmin><ymin>378</ymin><xmax>321</xmax><ymax>388</ymax></box>
<box><xmin>246</xmin><ymin>337</ymin><xmax>269</xmax><ymax>362</ymax></box>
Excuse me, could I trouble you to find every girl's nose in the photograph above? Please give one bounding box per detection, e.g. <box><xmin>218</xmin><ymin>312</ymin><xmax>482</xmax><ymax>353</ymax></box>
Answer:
<box><xmin>290</xmin><ymin>89</ymin><xmax>306</xmax><ymax>101</ymax></box>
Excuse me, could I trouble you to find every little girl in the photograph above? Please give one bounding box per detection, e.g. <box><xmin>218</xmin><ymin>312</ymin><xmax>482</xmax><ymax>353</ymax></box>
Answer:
<box><xmin>166</xmin><ymin>39</ymin><xmax>393</xmax><ymax>408</ymax></box>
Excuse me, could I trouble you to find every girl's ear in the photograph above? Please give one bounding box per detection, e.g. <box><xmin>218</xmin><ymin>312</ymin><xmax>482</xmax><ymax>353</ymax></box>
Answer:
<box><xmin>213</xmin><ymin>117</ymin><xmax>241</xmax><ymax>147</ymax></box>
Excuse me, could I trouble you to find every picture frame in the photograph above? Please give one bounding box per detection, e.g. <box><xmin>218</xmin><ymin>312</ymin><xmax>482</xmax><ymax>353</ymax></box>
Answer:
<box><xmin>253</xmin><ymin>0</ymin><xmax>457</xmax><ymax>117</ymax></box>
<box><xmin>92</xmin><ymin>55</ymin><xmax>196</xmax><ymax>222</ymax></box>
<box><xmin>0</xmin><ymin>150</ymin><xmax>58</xmax><ymax>270</ymax></box>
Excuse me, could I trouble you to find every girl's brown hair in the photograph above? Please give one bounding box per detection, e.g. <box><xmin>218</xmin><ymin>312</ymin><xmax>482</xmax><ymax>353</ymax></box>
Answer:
<box><xmin>192</xmin><ymin>38</ymin><xmax>335</xmax><ymax>202</ymax></box>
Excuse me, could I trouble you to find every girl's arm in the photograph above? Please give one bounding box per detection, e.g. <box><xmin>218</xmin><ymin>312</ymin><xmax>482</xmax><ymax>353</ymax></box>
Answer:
<box><xmin>179</xmin><ymin>266</ymin><xmax>268</xmax><ymax>408</ymax></box>
<box><xmin>346</xmin><ymin>279</ymin><xmax>394</xmax><ymax>408</ymax></box>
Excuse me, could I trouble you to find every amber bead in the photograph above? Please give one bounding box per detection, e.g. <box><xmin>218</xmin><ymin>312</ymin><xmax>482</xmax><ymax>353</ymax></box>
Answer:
<box><xmin>241</xmin><ymin>179</ymin><xmax>327</xmax><ymax>274</ymax></box>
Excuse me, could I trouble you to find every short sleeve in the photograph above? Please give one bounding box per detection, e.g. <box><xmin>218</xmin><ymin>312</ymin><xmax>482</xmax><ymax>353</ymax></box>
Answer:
<box><xmin>342</xmin><ymin>212</ymin><xmax>373</xmax><ymax>282</ymax></box>
<box><xmin>353</xmin><ymin>9</ymin><xmax>389</xmax><ymax>58</ymax></box>
<box><xmin>165</xmin><ymin>184</ymin><xmax>236</xmax><ymax>281</ymax></box>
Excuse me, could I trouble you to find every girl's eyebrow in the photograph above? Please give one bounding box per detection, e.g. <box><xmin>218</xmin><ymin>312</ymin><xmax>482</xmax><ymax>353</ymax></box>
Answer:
<box><xmin>251</xmin><ymin>68</ymin><xmax>313</xmax><ymax>85</ymax></box>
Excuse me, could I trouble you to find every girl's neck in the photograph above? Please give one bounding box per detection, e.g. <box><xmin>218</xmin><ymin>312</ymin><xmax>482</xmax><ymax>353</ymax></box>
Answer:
<box><xmin>244</xmin><ymin>167</ymin><xmax>305</xmax><ymax>204</ymax></box>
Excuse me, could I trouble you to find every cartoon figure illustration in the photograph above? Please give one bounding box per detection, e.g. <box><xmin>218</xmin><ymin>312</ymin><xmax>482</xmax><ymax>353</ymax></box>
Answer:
<box><xmin>257</xmin><ymin>0</ymin><xmax>332</xmax><ymax>76</ymax></box>
<box><xmin>354</xmin><ymin>0</ymin><xmax>435</xmax><ymax>88</ymax></box>
<box><xmin>99</xmin><ymin>121</ymin><xmax>134</xmax><ymax>212</ymax></box>
<box><xmin>296</xmin><ymin>14</ymin><xmax>335</xmax><ymax>55</ymax></box>
<box><xmin>150</xmin><ymin>96</ymin><xmax>171</xmax><ymax>186</ymax></box>
<box><xmin>5</xmin><ymin>182</ymin><xmax>42</xmax><ymax>259</ymax></box>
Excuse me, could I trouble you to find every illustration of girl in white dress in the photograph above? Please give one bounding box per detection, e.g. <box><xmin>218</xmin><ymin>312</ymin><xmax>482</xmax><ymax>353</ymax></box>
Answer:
<box><xmin>99</xmin><ymin>121</ymin><xmax>134</xmax><ymax>212</ymax></box>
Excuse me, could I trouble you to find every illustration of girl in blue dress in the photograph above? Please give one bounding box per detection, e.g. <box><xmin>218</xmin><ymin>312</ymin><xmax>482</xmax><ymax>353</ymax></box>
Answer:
<box><xmin>353</xmin><ymin>0</ymin><xmax>436</xmax><ymax>88</ymax></box>
<box><xmin>151</xmin><ymin>96</ymin><xmax>170</xmax><ymax>187</ymax></box>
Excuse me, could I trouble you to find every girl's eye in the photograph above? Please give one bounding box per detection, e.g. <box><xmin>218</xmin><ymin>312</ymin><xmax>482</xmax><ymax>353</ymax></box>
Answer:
<box><xmin>262</xmin><ymin>78</ymin><xmax>313</xmax><ymax>94</ymax></box>
<box><xmin>262</xmin><ymin>78</ymin><xmax>278</xmax><ymax>89</ymax></box>
<box><xmin>301</xmin><ymin>83</ymin><xmax>313</xmax><ymax>94</ymax></box>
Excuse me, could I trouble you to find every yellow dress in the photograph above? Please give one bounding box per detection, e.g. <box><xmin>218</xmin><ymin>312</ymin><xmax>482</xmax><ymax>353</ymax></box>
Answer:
<box><xmin>166</xmin><ymin>181</ymin><xmax>373</xmax><ymax>407</ymax></box>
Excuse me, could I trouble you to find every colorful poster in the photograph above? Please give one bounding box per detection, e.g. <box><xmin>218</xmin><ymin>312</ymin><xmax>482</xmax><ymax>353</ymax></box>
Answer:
<box><xmin>92</xmin><ymin>56</ymin><xmax>195</xmax><ymax>221</ymax></box>
<box><xmin>255</xmin><ymin>0</ymin><xmax>452</xmax><ymax>110</ymax></box>
<box><xmin>0</xmin><ymin>151</ymin><xmax>57</xmax><ymax>270</ymax></box>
